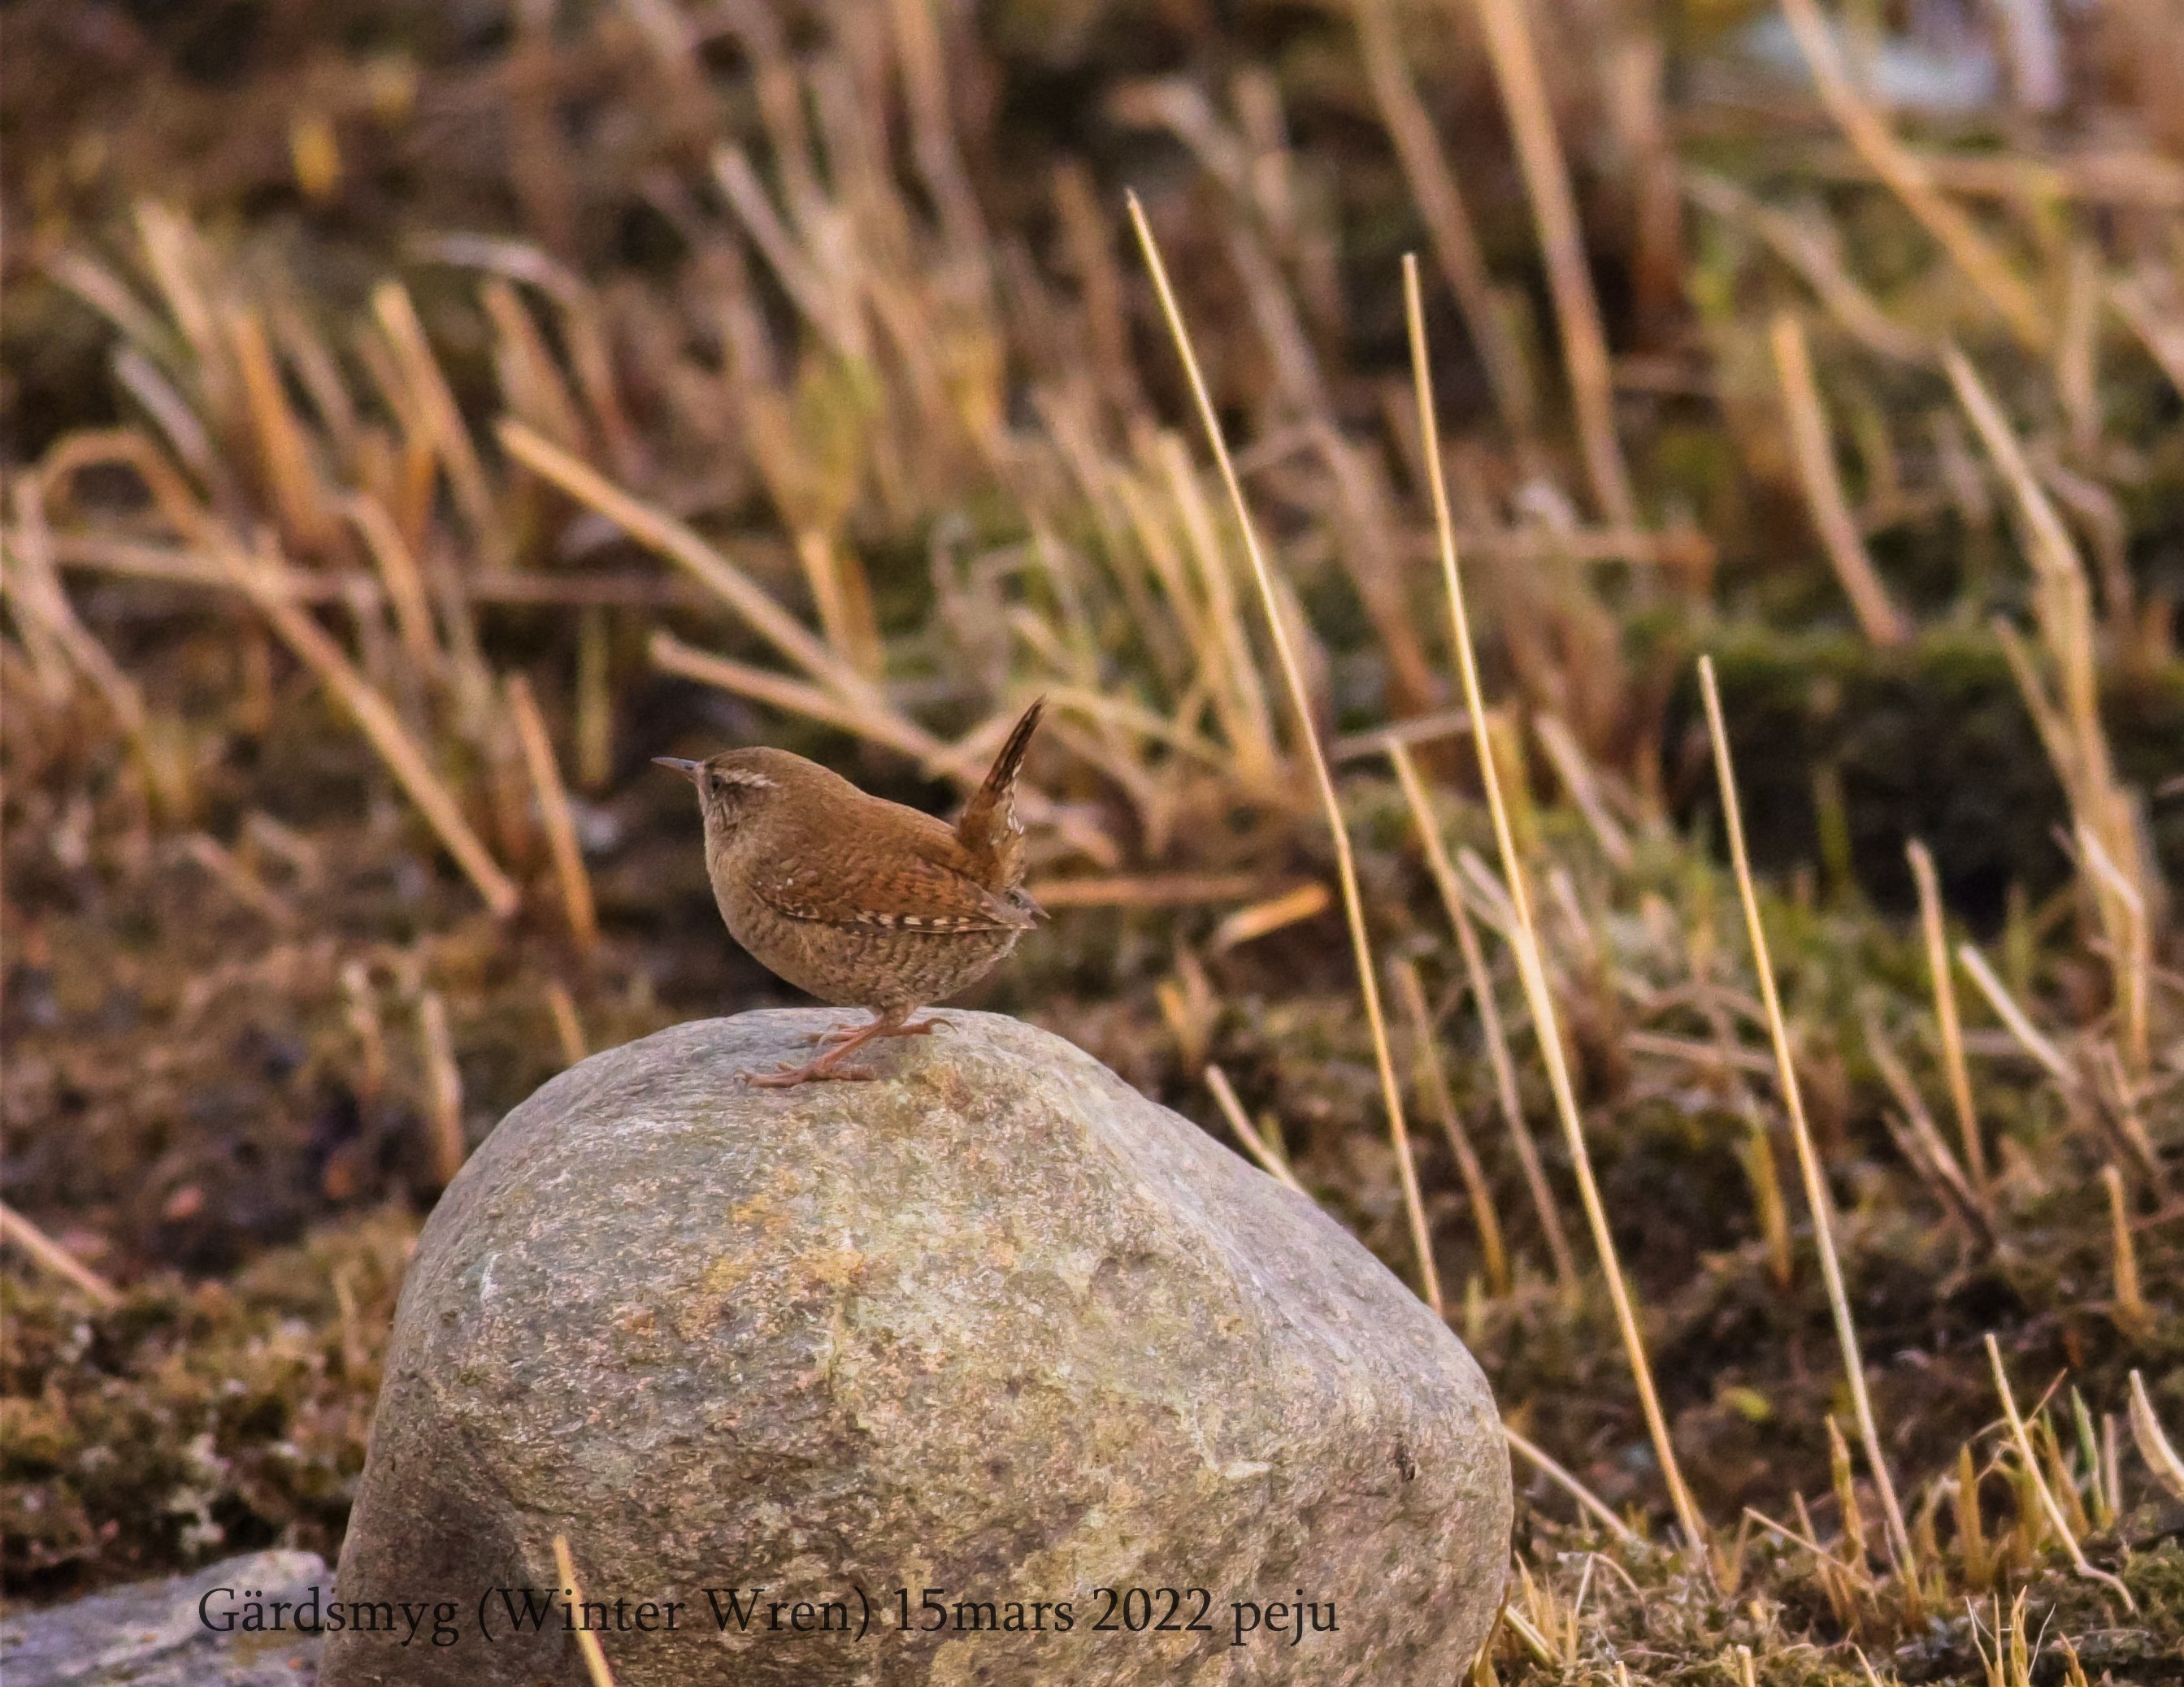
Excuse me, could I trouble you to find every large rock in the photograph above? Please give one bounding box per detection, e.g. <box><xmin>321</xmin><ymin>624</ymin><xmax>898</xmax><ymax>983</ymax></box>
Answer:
<box><xmin>323</xmin><ymin>1011</ymin><xmax>1509</xmax><ymax>1685</ymax></box>
<box><xmin>1</xmin><ymin>1550</ymin><xmax>328</xmax><ymax>1686</ymax></box>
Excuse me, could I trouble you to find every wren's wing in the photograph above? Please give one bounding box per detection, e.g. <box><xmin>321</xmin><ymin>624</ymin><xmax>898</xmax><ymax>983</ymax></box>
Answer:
<box><xmin>953</xmin><ymin>697</ymin><xmax>1043</xmax><ymax>893</ymax></box>
<box><xmin>747</xmin><ymin>804</ymin><xmax>1036</xmax><ymax>934</ymax></box>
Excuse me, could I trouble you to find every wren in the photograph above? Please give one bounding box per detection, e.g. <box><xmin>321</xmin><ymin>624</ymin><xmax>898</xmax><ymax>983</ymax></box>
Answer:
<box><xmin>655</xmin><ymin>700</ymin><xmax>1045</xmax><ymax>1086</ymax></box>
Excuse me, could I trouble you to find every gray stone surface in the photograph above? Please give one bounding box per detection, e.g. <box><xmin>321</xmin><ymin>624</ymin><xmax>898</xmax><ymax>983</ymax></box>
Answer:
<box><xmin>1</xmin><ymin>1551</ymin><xmax>327</xmax><ymax>1687</ymax></box>
<box><xmin>323</xmin><ymin>1010</ymin><xmax>1511</xmax><ymax>1685</ymax></box>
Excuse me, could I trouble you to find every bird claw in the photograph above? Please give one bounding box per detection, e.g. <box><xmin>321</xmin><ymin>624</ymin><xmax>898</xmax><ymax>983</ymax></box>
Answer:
<box><xmin>740</xmin><ymin>1060</ymin><xmax>879</xmax><ymax>1088</ymax></box>
<box><xmin>756</xmin><ymin>1012</ymin><xmax>950</xmax><ymax>1085</ymax></box>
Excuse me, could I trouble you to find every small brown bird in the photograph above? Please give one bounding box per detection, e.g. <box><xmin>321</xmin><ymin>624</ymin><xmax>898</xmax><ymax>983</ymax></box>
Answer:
<box><xmin>656</xmin><ymin>700</ymin><xmax>1045</xmax><ymax>1086</ymax></box>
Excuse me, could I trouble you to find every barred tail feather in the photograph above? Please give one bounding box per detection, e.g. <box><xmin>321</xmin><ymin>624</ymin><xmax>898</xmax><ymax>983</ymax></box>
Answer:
<box><xmin>956</xmin><ymin>696</ymin><xmax>1044</xmax><ymax>889</ymax></box>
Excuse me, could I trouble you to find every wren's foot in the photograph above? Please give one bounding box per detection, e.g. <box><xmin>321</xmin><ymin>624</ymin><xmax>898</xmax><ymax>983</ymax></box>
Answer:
<box><xmin>744</xmin><ymin>1008</ymin><xmax>943</xmax><ymax>1087</ymax></box>
<box><xmin>744</xmin><ymin>1059</ymin><xmax>877</xmax><ymax>1086</ymax></box>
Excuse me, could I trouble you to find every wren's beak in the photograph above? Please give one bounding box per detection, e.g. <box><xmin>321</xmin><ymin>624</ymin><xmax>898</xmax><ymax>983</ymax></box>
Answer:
<box><xmin>652</xmin><ymin>757</ymin><xmax>702</xmax><ymax>783</ymax></box>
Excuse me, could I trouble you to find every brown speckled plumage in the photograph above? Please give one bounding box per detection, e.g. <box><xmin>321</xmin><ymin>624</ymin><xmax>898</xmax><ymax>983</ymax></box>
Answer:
<box><xmin>656</xmin><ymin>700</ymin><xmax>1044</xmax><ymax>1085</ymax></box>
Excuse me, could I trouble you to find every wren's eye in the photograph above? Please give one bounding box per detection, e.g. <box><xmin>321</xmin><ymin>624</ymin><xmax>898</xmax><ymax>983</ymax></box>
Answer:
<box><xmin>706</xmin><ymin>767</ymin><xmax>775</xmax><ymax>801</ymax></box>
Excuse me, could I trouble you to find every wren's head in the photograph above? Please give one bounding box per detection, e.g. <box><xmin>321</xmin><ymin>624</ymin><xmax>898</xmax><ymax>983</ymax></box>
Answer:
<box><xmin>653</xmin><ymin>748</ymin><xmax>801</xmax><ymax>842</ymax></box>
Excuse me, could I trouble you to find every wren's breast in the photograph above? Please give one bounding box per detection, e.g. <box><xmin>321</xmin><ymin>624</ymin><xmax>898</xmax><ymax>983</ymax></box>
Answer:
<box><xmin>711</xmin><ymin>877</ymin><xmax>1018</xmax><ymax>1010</ymax></box>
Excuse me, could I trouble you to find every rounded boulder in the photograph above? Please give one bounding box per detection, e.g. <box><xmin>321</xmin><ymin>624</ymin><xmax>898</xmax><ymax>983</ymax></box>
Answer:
<box><xmin>324</xmin><ymin>1010</ymin><xmax>1510</xmax><ymax>1685</ymax></box>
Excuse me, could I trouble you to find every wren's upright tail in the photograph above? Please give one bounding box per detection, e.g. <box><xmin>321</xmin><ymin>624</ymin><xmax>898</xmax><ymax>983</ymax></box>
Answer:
<box><xmin>955</xmin><ymin>696</ymin><xmax>1044</xmax><ymax>894</ymax></box>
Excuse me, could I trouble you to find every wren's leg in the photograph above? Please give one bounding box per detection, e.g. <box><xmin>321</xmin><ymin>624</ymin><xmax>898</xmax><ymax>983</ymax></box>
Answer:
<box><xmin>746</xmin><ymin>1006</ymin><xmax>940</xmax><ymax>1087</ymax></box>
<box><xmin>797</xmin><ymin>1015</ymin><xmax>949</xmax><ymax>1047</ymax></box>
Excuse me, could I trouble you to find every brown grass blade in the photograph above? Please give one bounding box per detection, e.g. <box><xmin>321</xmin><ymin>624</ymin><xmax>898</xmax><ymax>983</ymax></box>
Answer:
<box><xmin>1465</xmin><ymin>0</ymin><xmax>1639</xmax><ymax>531</ymax></box>
<box><xmin>1205</xmin><ymin>1064</ymin><xmax>1305</xmax><ymax>1195</ymax></box>
<box><xmin>1395</xmin><ymin>958</ymin><xmax>1510</xmax><ymax>1296</ymax></box>
<box><xmin>1702</xmin><ymin>654</ymin><xmax>1913</xmax><ymax>1573</ymax></box>
<box><xmin>1388</xmin><ymin>741</ymin><xmax>1581</xmax><ymax>1294</ymax></box>
<box><xmin>373</xmin><ymin>281</ymin><xmax>502</xmax><ymax>557</ymax></box>
<box><xmin>1777</xmin><ymin>0</ymin><xmax>2047</xmax><ymax>351</ymax></box>
<box><xmin>506</xmin><ymin>674</ymin><xmax>600</xmax><ymax>952</ymax></box>
<box><xmin>551</xmin><ymin>1535</ymin><xmax>622</xmax><ymax>1687</ymax></box>
<box><xmin>1768</xmin><ymin>312</ymin><xmax>1910</xmax><ymax>647</ymax></box>
<box><xmin>1406</xmin><ymin>253</ymin><xmax>1708</xmax><ymax>1559</ymax></box>
<box><xmin>2129</xmin><ymin>1371</ymin><xmax>2184</xmax><ymax>1501</ymax></box>
<box><xmin>0</xmin><ymin>1201</ymin><xmax>121</xmax><ymax>1307</ymax></box>
<box><xmin>1356</xmin><ymin>0</ymin><xmax>1535</xmax><ymax>438</ymax></box>
<box><xmin>419</xmin><ymin>989</ymin><xmax>467</xmax><ymax>1187</ymax></box>
<box><xmin>1503</xmin><ymin>1424</ymin><xmax>1639</xmax><ymax>1546</ymax></box>
<box><xmin>220</xmin><ymin>542</ymin><xmax>519</xmax><ymax>917</ymax></box>
<box><xmin>1986</xmin><ymin>1334</ymin><xmax>2134</xmax><ymax>1609</ymax></box>
<box><xmin>1906</xmin><ymin>840</ymin><xmax>1987</xmax><ymax>1196</ymax></box>
<box><xmin>1131</xmin><ymin>193</ymin><xmax>1439</xmax><ymax>1317</ymax></box>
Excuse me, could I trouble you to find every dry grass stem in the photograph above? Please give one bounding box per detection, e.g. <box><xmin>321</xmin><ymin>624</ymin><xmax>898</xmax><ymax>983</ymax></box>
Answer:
<box><xmin>221</xmin><ymin>545</ymin><xmax>521</xmax><ymax>918</ymax></box>
<box><xmin>39</xmin><ymin>531</ymin><xmax>710</xmax><ymax>608</ymax></box>
<box><xmin>1531</xmin><ymin>714</ymin><xmax>1635</xmax><ymax>870</ymax></box>
<box><xmin>2128</xmin><ymin>1372</ymin><xmax>2184</xmax><ymax>1500</ymax></box>
<box><xmin>499</xmin><ymin>421</ymin><xmax>888</xmax><ymax>718</ymax></box>
<box><xmin>373</xmin><ymin>281</ymin><xmax>502</xmax><ymax>556</ymax></box>
<box><xmin>1683</xmin><ymin>171</ymin><xmax>1931</xmax><ymax>368</ymax></box>
<box><xmin>2102</xmin><ymin>1166</ymin><xmax>2147</xmax><ymax>1331</ymax></box>
<box><xmin>419</xmin><ymin>990</ymin><xmax>467</xmax><ymax>1187</ymax></box>
<box><xmin>649</xmin><ymin>631</ymin><xmax>933</xmax><ymax>763</ymax></box>
<box><xmin>1205</xmin><ymin>1065</ymin><xmax>1304</xmax><ymax>1195</ymax></box>
<box><xmin>1943</xmin><ymin>347</ymin><xmax>2156</xmax><ymax>1053</ymax></box>
<box><xmin>1500</xmin><ymin>1602</ymin><xmax>1555</xmax><ymax>1667</ymax></box>
<box><xmin>1769</xmin><ymin>312</ymin><xmax>1910</xmax><ymax>647</ymax></box>
<box><xmin>227</xmin><ymin>306</ymin><xmax>333</xmax><ymax>552</ymax></box>
<box><xmin>0</xmin><ymin>1201</ymin><xmax>122</xmax><ymax>1307</ymax></box>
<box><xmin>1955</xmin><ymin>1442</ymin><xmax>1991</xmax><ymax>1589</ymax></box>
<box><xmin>793</xmin><ymin>530</ymin><xmax>884</xmax><ymax>681</ymax></box>
<box><xmin>1388</xmin><ymin>741</ymin><xmax>1580</xmax><ymax>1292</ymax></box>
<box><xmin>1156</xmin><ymin>431</ymin><xmax>1282</xmax><ymax>790</ymax></box>
<box><xmin>1026</xmin><ymin>873</ymin><xmax>1283</xmax><ymax>909</ymax></box>
<box><xmin>1504</xmin><ymin>1424</ymin><xmax>1640</xmax><ymax>1546</ymax></box>
<box><xmin>1701</xmin><ymin>653</ymin><xmax>1913</xmax><ymax>1573</ymax></box>
<box><xmin>1466</xmin><ymin>0</ymin><xmax>1639</xmax><ymax>531</ymax></box>
<box><xmin>1209</xmin><ymin>882</ymin><xmax>1332</xmax><ymax>951</ymax></box>
<box><xmin>506</xmin><ymin>674</ymin><xmax>600</xmax><ymax>952</ymax></box>
<box><xmin>1864</xmin><ymin>1018</ymin><xmax>1995</xmax><ymax>1251</ymax></box>
<box><xmin>1956</xmin><ymin>943</ymin><xmax>2073</xmax><ymax>1085</ymax></box>
<box><xmin>1394</xmin><ymin>959</ymin><xmax>1509</xmax><ymax>1295</ymax></box>
<box><xmin>2108</xmin><ymin>271</ymin><xmax>2184</xmax><ymax>399</ymax></box>
<box><xmin>1776</xmin><ymin>0</ymin><xmax>2046</xmax><ymax>350</ymax></box>
<box><xmin>1985</xmin><ymin>1334</ymin><xmax>2135</xmax><ymax>1609</ymax></box>
<box><xmin>1355</xmin><ymin>0</ymin><xmax>1535</xmax><ymax>438</ymax></box>
<box><xmin>1743</xmin><ymin>1506</ymin><xmax>1875</xmax><ymax>1593</ymax></box>
<box><xmin>1406</xmin><ymin>254</ymin><xmax>1708</xmax><ymax>1559</ymax></box>
<box><xmin>181</xmin><ymin>833</ymin><xmax>299</xmax><ymax>928</ymax></box>
<box><xmin>1332</xmin><ymin>708</ymin><xmax>1475</xmax><ymax>762</ymax></box>
<box><xmin>545</xmin><ymin>981</ymin><xmax>588</xmax><ymax>1068</ymax></box>
<box><xmin>341</xmin><ymin>961</ymin><xmax>387</xmax><ymax>1102</ymax></box>
<box><xmin>1626</xmin><ymin>1030</ymin><xmax>1775</xmax><ymax>1078</ymax></box>
<box><xmin>2074</xmin><ymin>825</ymin><xmax>2151</xmax><ymax>1079</ymax></box>
<box><xmin>1907</xmin><ymin>840</ymin><xmax>1987</xmax><ymax>1195</ymax></box>
<box><xmin>339</xmin><ymin>495</ymin><xmax>442</xmax><ymax>679</ymax></box>
<box><xmin>7</xmin><ymin>479</ymin><xmax>150</xmax><ymax>741</ymax></box>
<box><xmin>1131</xmin><ymin>194</ymin><xmax>1439</xmax><ymax>1317</ymax></box>
<box><xmin>551</xmin><ymin>1535</ymin><xmax>623</xmax><ymax>1687</ymax></box>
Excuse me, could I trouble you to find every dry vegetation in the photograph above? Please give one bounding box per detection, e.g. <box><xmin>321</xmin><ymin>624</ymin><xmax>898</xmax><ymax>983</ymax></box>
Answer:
<box><xmin>2</xmin><ymin>0</ymin><xmax>2182</xmax><ymax>1679</ymax></box>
